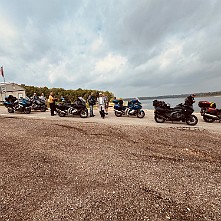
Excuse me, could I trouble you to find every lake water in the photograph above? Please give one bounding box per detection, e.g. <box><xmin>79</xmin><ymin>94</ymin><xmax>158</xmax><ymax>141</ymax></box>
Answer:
<box><xmin>140</xmin><ymin>96</ymin><xmax>221</xmax><ymax>112</ymax></box>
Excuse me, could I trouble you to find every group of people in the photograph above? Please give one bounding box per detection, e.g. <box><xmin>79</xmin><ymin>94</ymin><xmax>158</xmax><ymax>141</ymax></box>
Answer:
<box><xmin>87</xmin><ymin>92</ymin><xmax>109</xmax><ymax>117</ymax></box>
<box><xmin>32</xmin><ymin>91</ymin><xmax>109</xmax><ymax>117</ymax></box>
<box><xmin>32</xmin><ymin>92</ymin><xmax>196</xmax><ymax>118</ymax></box>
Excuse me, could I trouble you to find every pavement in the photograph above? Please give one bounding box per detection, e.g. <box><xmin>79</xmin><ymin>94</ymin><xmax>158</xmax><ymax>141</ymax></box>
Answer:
<box><xmin>0</xmin><ymin>106</ymin><xmax>220</xmax><ymax>220</ymax></box>
<box><xmin>0</xmin><ymin>106</ymin><xmax>220</xmax><ymax>132</ymax></box>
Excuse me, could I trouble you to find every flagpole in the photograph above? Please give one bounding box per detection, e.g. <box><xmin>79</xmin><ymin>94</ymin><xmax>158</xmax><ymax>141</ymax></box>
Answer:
<box><xmin>1</xmin><ymin>66</ymin><xmax>5</xmax><ymax>83</ymax></box>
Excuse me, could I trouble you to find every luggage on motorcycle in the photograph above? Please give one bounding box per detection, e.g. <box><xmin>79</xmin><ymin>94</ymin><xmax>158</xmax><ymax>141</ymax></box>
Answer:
<box><xmin>113</xmin><ymin>99</ymin><xmax>123</xmax><ymax>105</ymax></box>
<box><xmin>155</xmin><ymin>107</ymin><xmax>169</xmax><ymax>114</ymax></box>
<box><xmin>5</xmin><ymin>95</ymin><xmax>17</xmax><ymax>103</ymax></box>
<box><xmin>128</xmin><ymin>99</ymin><xmax>139</xmax><ymax>106</ymax></box>
<box><xmin>112</xmin><ymin>99</ymin><xmax>119</xmax><ymax>104</ymax></box>
<box><xmin>153</xmin><ymin>100</ymin><xmax>170</xmax><ymax>108</ymax></box>
<box><xmin>207</xmin><ymin>108</ymin><xmax>217</xmax><ymax>115</ymax></box>
<box><xmin>153</xmin><ymin>100</ymin><xmax>166</xmax><ymax>107</ymax></box>
<box><xmin>198</xmin><ymin>101</ymin><xmax>216</xmax><ymax>108</ymax></box>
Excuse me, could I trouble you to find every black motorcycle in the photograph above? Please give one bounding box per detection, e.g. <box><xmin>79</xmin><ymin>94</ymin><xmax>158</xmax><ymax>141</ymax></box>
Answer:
<box><xmin>4</xmin><ymin>95</ymin><xmax>32</xmax><ymax>114</ymax></box>
<box><xmin>153</xmin><ymin>100</ymin><xmax>198</xmax><ymax>126</ymax></box>
<box><xmin>56</xmin><ymin>97</ymin><xmax>88</xmax><ymax>118</ymax></box>
<box><xmin>31</xmin><ymin>97</ymin><xmax>47</xmax><ymax>112</ymax></box>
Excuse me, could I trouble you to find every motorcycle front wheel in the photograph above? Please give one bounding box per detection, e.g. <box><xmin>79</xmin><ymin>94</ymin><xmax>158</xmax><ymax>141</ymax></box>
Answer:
<box><xmin>24</xmin><ymin>107</ymin><xmax>31</xmax><ymax>114</ymax></box>
<box><xmin>115</xmin><ymin>111</ymin><xmax>122</xmax><ymax>117</ymax></box>
<box><xmin>186</xmin><ymin>115</ymin><xmax>198</xmax><ymax>126</ymax></box>
<box><xmin>40</xmin><ymin>106</ymin><xmax>47</xmax><ymax>112</ymax></box>
<box><xmin>203</xmin><ymin>115</ymin><xmax>215</xmax><ymax>123</ymax></box>
<box><xmin>154</xmin><ymin>115</ymin><xmax>165</xmax><ymax>123</ymax></box>
<box><xmin>137</xmin><ymin>110</ymin><xmax>145</xmax><ymax>118</ymax></box>
<box><xmin>80</xmin><ymin>109</ymin><xmax>88</xmax><ymax>118</ymax></box>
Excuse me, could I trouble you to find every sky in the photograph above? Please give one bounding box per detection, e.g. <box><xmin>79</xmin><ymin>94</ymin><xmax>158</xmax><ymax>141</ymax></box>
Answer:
<box><xmin>0</xmin><ymin>0</ymin><xmax>221</xmax><ymax>98</ymax></box>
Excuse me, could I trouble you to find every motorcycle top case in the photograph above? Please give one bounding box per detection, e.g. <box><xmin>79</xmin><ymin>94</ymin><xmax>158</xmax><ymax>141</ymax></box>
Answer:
<box><xmin>113</xmin><ymin>99</ymin><xmax>124</xmax><ymax>106</ymax></box>
<box><xmin>198</xmin><ymin>101</ymin><xmax>216</xmax><ymax>108</ymax></box>
<box><xmin>153</xmin><ymin>100</ymin><xmax>170</xmax><ymax>108</ymax></box>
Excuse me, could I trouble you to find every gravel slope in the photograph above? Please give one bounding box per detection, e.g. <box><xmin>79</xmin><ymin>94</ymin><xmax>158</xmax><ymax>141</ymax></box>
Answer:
<box><xmin>0</xmin><ymin>116</ymin><xmax>220</xmax><ymax>221</ymax></box>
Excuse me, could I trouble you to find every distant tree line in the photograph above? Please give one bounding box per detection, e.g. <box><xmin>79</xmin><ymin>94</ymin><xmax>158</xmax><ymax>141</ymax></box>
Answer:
<box><xmin>21</xmin><ymin>84</ymin><xmax>114</xmax><ymax>102</ymax></box>
<box><xmin>124</xmin><ymin>90</ymin><xmax>221</xmax><ymax>101</ymax></box>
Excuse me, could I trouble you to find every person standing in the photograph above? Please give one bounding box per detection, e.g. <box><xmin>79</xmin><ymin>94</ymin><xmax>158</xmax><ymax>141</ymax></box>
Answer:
<box><xmin>39</xmin><ymin>93</ymin><xmax>46</xmax><ymax>102</ymax></box>
<box><xmin>87</xmin><ymin>92</ymin><xmax>96</xmax><ymax>117</ymax></box>
<box><xmin>104</xmin><ymin>94</ymin><xmax>109</xmax><ymax>114</ymax></box>
<box><xmin>97</xmin><ymin>92</ymin><xmax>106</xmax><ymax>118</ymax></box>
<box><xmin>48</xmin><ymin>92</ymin><xmax>57</xmax><ymax>116</ymax></box>
<box><xmin>32</xmin><ymin>92</ymin><xmax>38</xmax><ymax>100</ymax></box>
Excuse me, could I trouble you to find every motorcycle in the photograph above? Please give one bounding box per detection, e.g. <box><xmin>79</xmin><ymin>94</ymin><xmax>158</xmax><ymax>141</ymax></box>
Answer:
<box><xmin>31</xmin><ymin>97</ymin><xmax>47</xmax><ymax>112</ymax></box>
<box><xmin>198</xmin><ymin>101</ymin><xmax>221</xmax><ymax>122</ymax></box>
<box><xmin>153</xmin><ymin>99</ymin><xmax>198</xmax><ymax>126</ymax></box>
<box><xmin>113</xmin><ymin>98</ymin><xmax>145</xmax><ymax>118</ymax></box>
<box><xmin>56</xmin><ymin>97</ymin><xmax>88</xmax><ymax>118</ymax></box>
<box><xmin>4</xmin><ymin>95</ymin><xmax>32</xmax><ymax>114</ymax></box>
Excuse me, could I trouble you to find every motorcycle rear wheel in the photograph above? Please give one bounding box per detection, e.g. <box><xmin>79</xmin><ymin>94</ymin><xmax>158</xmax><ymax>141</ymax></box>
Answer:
<box><xmin>80</xmin><ymin>109</ymin><xmax>88</xmax><ymax>118</ymax></box>
<box><xmin>186</xmin><ymin>115</ymin><xmax>198</xmax><ymax>126</ymax></box>
<box><xmin>137</xmin><ymin>110</ymin><xmax>145</xmax><ymax>118</ymax></box>
<box><xmin>115</xmin><ymin>111</ymin><xmax>122</xmax><ymax>117</ymax></box>
<box><xmin>8</xmin><ymin>107</ymin><xmax>14</xmax><ymax>113</ymax></box>
<box><xmin>154</xmin><ymin>115</ymin><xmax>165</xmax><ymax>123</ymax></box>
<box><xmin>203</xmin><ymin>115</ymin><xmax>215</xmax><ymax>123</ymax></box>
<box><xmin>58</xmin><ymin>111</ymin><xmax>66</xmax><ymax>117</ymax></box>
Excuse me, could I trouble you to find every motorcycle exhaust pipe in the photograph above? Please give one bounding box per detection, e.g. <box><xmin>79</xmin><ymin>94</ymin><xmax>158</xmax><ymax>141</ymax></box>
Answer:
<box><xmin>114</xmin><ymin>110</ymin><xmax>122</xmax><ymax>113</ymax></box>
<box><xmin>204</xmin><ymin>113</ymin><xmax>219</xmax><ymax>120</ymax></box>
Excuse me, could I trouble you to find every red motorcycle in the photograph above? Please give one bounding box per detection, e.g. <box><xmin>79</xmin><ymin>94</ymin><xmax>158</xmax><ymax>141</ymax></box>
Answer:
<box><xmin>198</xmin><ymin>101</ymin><xmax>221</xmax><ymax>122</ymax></box>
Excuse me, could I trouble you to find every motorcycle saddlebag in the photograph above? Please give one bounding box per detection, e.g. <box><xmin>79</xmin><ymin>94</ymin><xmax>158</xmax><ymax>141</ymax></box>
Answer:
<box><xmin>155</xmin><ymin>107</ymin><xmax>169</xmax><ymax>114</ymax></box>
<box><xmin>207</xmin><ymin>108</ymin><xmax>217</xmax><ymax>115</ymax></box>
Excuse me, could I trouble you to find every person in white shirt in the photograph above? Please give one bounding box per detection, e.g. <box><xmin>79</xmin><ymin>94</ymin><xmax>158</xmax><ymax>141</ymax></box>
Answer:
<box><xmin>97</xmin><ymin>93</ymin><xmax>107</xmax><ymax>118</ymax></box>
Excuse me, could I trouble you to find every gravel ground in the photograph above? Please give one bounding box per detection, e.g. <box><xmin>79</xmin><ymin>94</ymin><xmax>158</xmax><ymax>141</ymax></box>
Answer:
<box><xmin>0</xmin><ymin>113</ymin><xmax>220</xmax><ymax>221</ymax></box>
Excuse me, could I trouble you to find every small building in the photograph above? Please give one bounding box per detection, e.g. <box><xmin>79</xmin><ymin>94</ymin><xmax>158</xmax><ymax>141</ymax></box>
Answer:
<box><xmin>0</xmin><ymin>83</ymin><xmax>26</xmax><ymax>102</ymax></box>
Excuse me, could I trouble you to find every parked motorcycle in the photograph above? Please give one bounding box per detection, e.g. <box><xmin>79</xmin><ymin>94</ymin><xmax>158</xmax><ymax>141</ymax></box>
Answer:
<box><xmin>153</xmin><ymin>100</ymin><xmax>198</xmax><ymax>125</ymax></box>
<box><xmin>4</xmin><ymin>95</ymin><xmax>32</xmax><ymax>114</ymax></box>
<box><xmin>56</xmin><ymin>97</ymin><xmax>88</xmax><ymax>118</ymax></box>
<box><xmin>113</xmin><ymin>98</ymin><xmax>145</xmax><ymax>118</ymax></box>
<box><xmin>198</xmin><ymin>101</ymin><xmax>221</xmax><ymax>122</ymax></box>
<box><xmin>31</xmin><ymin>97</ymin><xmax>47</xmax><ymax>112</ymax></box>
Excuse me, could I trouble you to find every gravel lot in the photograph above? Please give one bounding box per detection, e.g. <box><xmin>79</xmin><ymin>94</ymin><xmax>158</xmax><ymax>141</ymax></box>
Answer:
<box><xmin>0</xmin><ymin>108</ymin><xmax>220</xmax><ymax>220</ymax></box>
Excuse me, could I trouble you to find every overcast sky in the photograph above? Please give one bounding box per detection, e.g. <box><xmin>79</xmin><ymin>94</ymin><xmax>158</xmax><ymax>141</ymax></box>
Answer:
<box><xmin>0</xmin><ymin>0</ymin><xmax>221</xmax><ymax>97</ymax></box>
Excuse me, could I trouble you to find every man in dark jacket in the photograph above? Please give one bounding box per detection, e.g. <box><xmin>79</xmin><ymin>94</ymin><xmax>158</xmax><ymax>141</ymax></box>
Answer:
<box><xmin>87</xmin><ymin>92</ymin><xmax>96</xmax><ymax>117</ymax></box>
<box><xmin>184</xmin><ymin>94</ymin><xmax>195</xmax><ymax>108</ymax></box>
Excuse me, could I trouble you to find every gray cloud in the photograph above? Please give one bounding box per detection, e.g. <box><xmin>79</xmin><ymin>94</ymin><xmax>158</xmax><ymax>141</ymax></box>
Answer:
<box><xmin>0</xmin><ymin>0</ymin><xmax>221</xmax><ymax>98</ymax></box>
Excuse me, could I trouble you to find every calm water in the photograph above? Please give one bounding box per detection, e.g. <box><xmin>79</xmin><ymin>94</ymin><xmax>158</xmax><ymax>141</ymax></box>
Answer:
<box><xmin>140</xmin><ymin>96</ymin><xmax>221</xmax><ymax>112</ymax></box>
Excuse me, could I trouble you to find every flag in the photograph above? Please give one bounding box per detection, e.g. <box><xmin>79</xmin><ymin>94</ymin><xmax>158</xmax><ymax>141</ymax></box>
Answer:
<box><xmin>0</xmin><ymin>66</ymin><xmax>4</xmax><ymax>78</ymax></box>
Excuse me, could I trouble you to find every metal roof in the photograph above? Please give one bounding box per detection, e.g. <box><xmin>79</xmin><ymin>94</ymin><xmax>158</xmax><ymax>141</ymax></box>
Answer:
<box><xmin>0</xmin><ymin>83</ymin><xmax>25</xmax><ymax>92</ymax></box>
